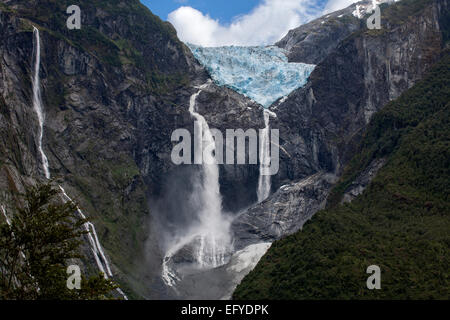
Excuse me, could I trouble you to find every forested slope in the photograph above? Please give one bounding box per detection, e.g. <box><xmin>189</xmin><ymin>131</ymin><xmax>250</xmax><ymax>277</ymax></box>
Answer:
<box><xmin>234</xmin><ymin>51</ymin><xmax>450</xmax><ymax>300</ymax></box>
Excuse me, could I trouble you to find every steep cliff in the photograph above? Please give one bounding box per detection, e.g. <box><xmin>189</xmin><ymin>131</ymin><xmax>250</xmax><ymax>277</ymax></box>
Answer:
<box><xmin>274</xmin><ymin>0</ymin><xmax>447</xmax><ymax>185</ymax></box>
<box><xmin>276</xmin><ymin>0</ymin><xmax>363</xmax><ymax>64</ymax></box>
<box><xmin>234</xmin><ymin>50</ymin><xmax>450</xmax><ymax>299</ymax></box>
<box><xmin>232</xmin><ymin>0</ymin><xmax>449</xmax><ymax>252</ymax></box>
<box><xmin>1</xmin><ymin>0</ymin><xmax>448</xmax><ymax>300</ymax></box>
<box><xmin>0</xmin><ymin>0</ymin><xmax>264</xmax><ymax>298</ymax></box>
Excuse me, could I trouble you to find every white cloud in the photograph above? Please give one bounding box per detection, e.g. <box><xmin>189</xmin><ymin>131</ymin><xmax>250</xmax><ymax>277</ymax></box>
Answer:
<box><xmin>167</xmin><ymin>0</ymin><xmax>367</xmax><ymax>47</ymax></box>
<box><xmin>167</xmin><ymin>0</ymin><xmax>320</xmax><ymax>47</ymax></box>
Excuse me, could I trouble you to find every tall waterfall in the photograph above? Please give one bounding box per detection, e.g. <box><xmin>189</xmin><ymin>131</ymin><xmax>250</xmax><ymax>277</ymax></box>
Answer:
<box><xmin>31</xmin><ymin>27</ymin><xmax>50</xmax><ymax>179</ymax></box>
<box><xmin>189</xmin><ymin>82</ymin><xmax>232</xmax><ymax>268</ymax></box>
<box><xmin>186</xmin><ymin>45</ymin><xmax>315</xmax><ymax>204</ymax></box>
<box><xmin>162</xmin><ymin>82</ymin><xmax>232</xmax><ymax>286</ymax></box>
<box><xmin>30</xmin><ymin>27</ymin><xmax>126</xmax><ymax>299</ymax></box>
<box><xmin>257</xmin><ymin>110</ymin><xmax>271</xmax><ymax>202</ymax></box>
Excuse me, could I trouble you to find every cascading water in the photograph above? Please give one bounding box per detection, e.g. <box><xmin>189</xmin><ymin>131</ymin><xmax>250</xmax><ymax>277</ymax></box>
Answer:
<box><xmin>160</xmin><ymin>45</ymin><xmax>317</xmax><ymax>297</ymax></box>
<box><xmin>1</xmin><ymin>205</ymin><xmax>25</xmax><ymax>260</ymax></box>
<box><xmin>162</xmin><ymin>82</ymin><xmax>233</xmax><ymax>286</ymax></box>
<box><xmin>59</xmin><ymin>186</ymin><xmax>128</xmax><ymax>300</ymax></box>
<box><xmin>1</xmin><ymin>205</ymin><xmax>11</xmax><ymax>226</ymax></box>
<box><xmin>31</xmin><ymin>27</ymin><xmax>50</xmax><ymax>180</ymax></box>
<box><xmin>257</xmin><ymin>110</ymin><xmax>271</xmax><ymax>202</ymax></box>
<box><xmin>58</xmin><ymin>186</ymin><xmax>112</xmax><ymax>278</ymax></box>
<box><xmin>187</xmin><ymin>45</ymin><xmax>315</xmax><ymax>204</ymax></box>
<box><xmin>189</xmin><ymin>82</ymin><xmax>232</xmax><ymax>268</ymax></box>
<box><xmin>30</xmin><ymin>27</ymin><xmax>127</xmax><ymax>299</ymax></box>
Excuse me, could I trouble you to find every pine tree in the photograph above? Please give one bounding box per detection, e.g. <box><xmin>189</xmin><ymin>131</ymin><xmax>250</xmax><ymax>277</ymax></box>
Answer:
<box><xmin>0</xmin><ymin>183</ymin><xmax>118</xmax><ymax>300</ymax></box>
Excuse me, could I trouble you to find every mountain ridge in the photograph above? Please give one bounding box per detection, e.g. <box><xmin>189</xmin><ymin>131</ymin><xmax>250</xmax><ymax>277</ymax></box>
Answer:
<box><xmin>234</xmin><ymin>49</ymin><xmax>450</xmax><ymax>299</ymax></box>
<box><xmin>0</xmin><ymin>0</ymin><xmax>448</xmax><ymax>299</ymax></box>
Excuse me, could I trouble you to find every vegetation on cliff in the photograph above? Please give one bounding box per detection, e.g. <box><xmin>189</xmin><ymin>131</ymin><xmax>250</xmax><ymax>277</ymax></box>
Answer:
<box><xmin>233</xmin><ymin>51</ymin><xmax>450</xmax><ymax>300</ymax></box>
<box><xmin>0</xmin><ymin>183</ymin><xmax>117</xmax><ymax>299</ymax></box>
<box><xmin>5</xmin><ymin>0</ymin><xmax>191</xmax><ymax>94</ymax></box>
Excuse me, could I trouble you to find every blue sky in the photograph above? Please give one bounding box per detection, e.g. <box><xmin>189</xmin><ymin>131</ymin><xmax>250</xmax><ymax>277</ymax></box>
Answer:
<box><xmin>141</xmin><ymin>0</ymin><xmax>355</xmax><ymax>46</ymax></box>
<box><xmin>142</xmin><ymin>0</ymin><xmax>262</xmax><ymax>23</ymax></box>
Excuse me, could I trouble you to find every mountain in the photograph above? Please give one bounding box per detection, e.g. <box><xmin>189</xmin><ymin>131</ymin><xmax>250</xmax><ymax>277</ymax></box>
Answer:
<box><xmin>233</xmin><ymin>0</ymin><xmax>450</xmax><ymax>299</ymax></box>
<box><xmin>276</xmin><ymin>1</ymin><xmax>363</xmax><ymax>64</ymax></box>
<box><xmin>0</xmin><ymin>0</ymin><xmax>448</xmax><ymax>299</ymax></box>
<box><xmin>0</xmin><ymin>0</ymin><xmax>265</xmax><ymax>298</ymax></box>
<box><xmin>232</xmin><ymin>0</ymin><xmax>448</xmax><ymax>248</ymax></box>
<box><xmin>234</xmin><ymin>50</ymin><xmax>450</xmax><ymax>299</ymax></box>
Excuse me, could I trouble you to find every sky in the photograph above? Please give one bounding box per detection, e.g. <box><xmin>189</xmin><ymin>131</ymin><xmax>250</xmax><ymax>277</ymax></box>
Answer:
<box><xmin>141</xmin><ymin>0</ymin><xmax>359</xmax><ymax>46</ymax></box>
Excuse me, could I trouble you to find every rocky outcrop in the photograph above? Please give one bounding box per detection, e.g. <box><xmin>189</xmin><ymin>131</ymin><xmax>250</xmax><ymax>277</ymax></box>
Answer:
<box><xmin>341</xmin><ymin>158</ymin><xmax>386</xmax><ymax>204</ymax></box>
<box><xmin>232</xmin><ymin>172</ymin><xmax>337</xmax><ymax>250</ymax></box>
<box><xmin>272</xmin><ymin>0</ymin><xmax>447</xmax><ymax>189</ymax></box>
<box><xmin>276</xmin><ymin>1</ymin><xmax>363</xmax><ymax>64</ymax></box>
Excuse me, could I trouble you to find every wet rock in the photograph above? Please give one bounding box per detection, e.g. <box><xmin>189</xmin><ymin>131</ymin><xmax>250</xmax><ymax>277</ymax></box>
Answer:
<box><xmin>232</xmin><ymin>172</ymin><xmax>337</xmax><ymax>250</ymax></box>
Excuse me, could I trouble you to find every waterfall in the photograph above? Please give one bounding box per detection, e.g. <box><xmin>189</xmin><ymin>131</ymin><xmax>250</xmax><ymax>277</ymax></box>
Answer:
<box><xmin>1</xmin><ymin>205</ymin><xmax>26</xmax><ymax>260</ymax></box>
<box><xmin>1</xmin><ymin>205</ymin><xmax>11</xmax><ymax>226</ymax></box>
<box><xmin>59</xmin><ymin>186</ymin><xmax>128</xmax><ymax>300</ymax></box>
<box><xmin>257</xmin><ymin>110</ymin><xmax>271</xmax><ymax>202</ymax></box>
<box><xmin>59</xmin><ymin>187</ymin><xmax>112</xmax><ymax>277</ymax></box>
<box><xmin>162</xmin><ymin>82</ymin><xmax>232</xmax><ymax>286</ymax></box>
<box><xmin>31</xmin><ymin>27</ymin><xmax>50</xmax><ymax>179</ymax></box>
<box><xmin>189</xmin><ymin>82</ymin><xmax>232</xmax><ymax>268</ymax></box>
<box><xmin>29</xmin><ymin>27</ymin><xmax>126</xmax><ymax>299</ymax></box>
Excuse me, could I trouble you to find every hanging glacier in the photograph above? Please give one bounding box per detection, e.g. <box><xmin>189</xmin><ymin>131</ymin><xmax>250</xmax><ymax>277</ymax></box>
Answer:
<box><xmin>187</xmin><ymin>44</ymin><xmax>316</xmax><ymax>108</ymax></box>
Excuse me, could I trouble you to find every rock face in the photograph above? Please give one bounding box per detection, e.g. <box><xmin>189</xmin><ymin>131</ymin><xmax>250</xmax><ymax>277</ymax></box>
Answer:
<box><xmin>0</xmin><ymin>0</ymin><xmax>191</xmax><ymax>298</ymax></box>
<box><xmin>0</xmin><ymin>0</ymin><xmax>263</xmax><ymax>298</ymax></box>
<box><xmin>272</xmin><ymin>0</ymin><xmax>447</xmax><ymax>186</ymax></box>
<box><xmin>233</xmin><ymin>0</ymin><xmax>449</xmax><ymax>252</ymax></box>
<box><xmin>232</xmin><ymin>172</ymin><xmax>338</xmax><ymax>250</ymax></box>
<box><xmin>276</xmin><ymin>1</ymin><xmax>364</xmax><ymax>64</ymax></box>
<box><xmin>341</xmin><ymin>158</ymin><xmax>386</xmax><ymax>204</ymax></box>
<box><xmin>0</xmin><ymin>0</ymin><xmax>448</xmax><ymax>300</ymax></box>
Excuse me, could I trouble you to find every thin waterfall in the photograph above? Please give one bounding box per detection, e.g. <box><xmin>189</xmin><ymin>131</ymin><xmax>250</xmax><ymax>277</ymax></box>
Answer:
<box><xmin>31</xmin><ymin>27</ymin><xmax>50</xmax><ymax>179</ymax></box>
<box><xmin>59</xmin><ymin>186</ymin><xmax>128</xmax><ymax>300</ymax></box>
<box><xmin>257</xmin><ymin>110</ymin><xmax>271</xmax><ymax>202</ymax></box>
<box><xmin>30</xmin><ymin>27</ymin><xmax>126</xmax><ymax>299</ymax></box>
<box><xmin>59</xmin><ymin>186</ymin><xmax>112</xmax><ymax>277</ymax></box>
<box><xmin>1</xmin><ymin>205</ymin><xmax>11</xmax><ymax>226</ymax></box>
<box><xmin>1</xmin><ymin>205</ymin><xmax>25</xmax><ymax>260</ymax></box>
<box><xmin>1</xmin><ymin>205</ymin><xmax>29</xmax><ymax>283</ymax></box>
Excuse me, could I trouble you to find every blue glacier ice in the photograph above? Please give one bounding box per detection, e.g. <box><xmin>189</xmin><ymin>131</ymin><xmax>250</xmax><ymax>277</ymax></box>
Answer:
<box><xmin>188</xmin><ymin>44</ymin><xmax>316</xmax><ymax>108</ymax></box>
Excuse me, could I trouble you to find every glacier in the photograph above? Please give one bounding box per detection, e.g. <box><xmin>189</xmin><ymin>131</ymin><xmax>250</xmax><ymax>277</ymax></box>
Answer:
<box><xmin>188</xmin><ymin>44</ymin><xmax>315</xmax><ymax>108</ymax></box>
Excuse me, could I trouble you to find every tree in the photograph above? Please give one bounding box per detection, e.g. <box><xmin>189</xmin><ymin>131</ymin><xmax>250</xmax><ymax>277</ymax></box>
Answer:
<box><xmin>0</xmin><ymin>183</ymin><xmax>118</xmax><ymax>300</ymax></box>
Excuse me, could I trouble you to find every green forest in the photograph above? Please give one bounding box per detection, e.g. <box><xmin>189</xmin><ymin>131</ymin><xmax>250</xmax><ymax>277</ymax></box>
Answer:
<box><xmin>234</xmin><ymin>51</ymin><xmax>450</xmax><ymax>300</ymax></box>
